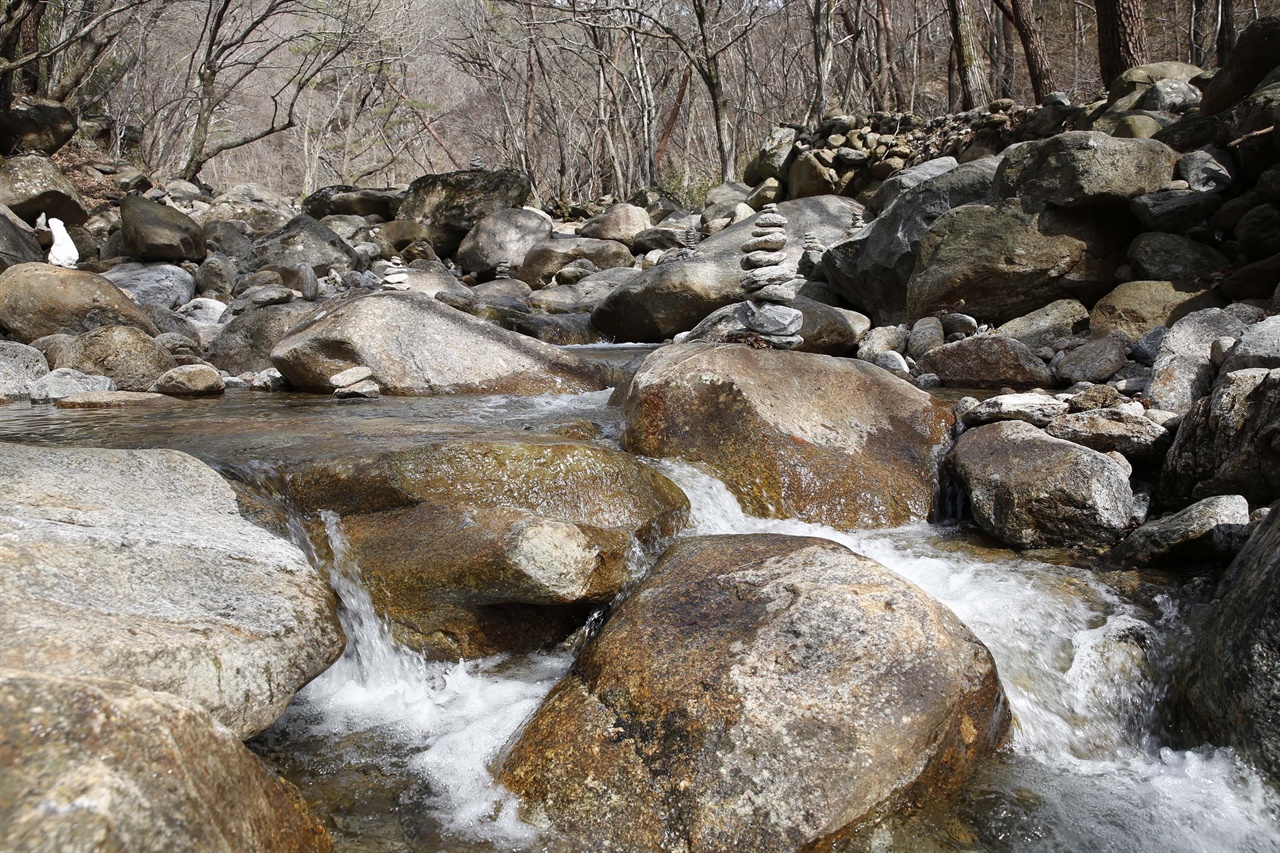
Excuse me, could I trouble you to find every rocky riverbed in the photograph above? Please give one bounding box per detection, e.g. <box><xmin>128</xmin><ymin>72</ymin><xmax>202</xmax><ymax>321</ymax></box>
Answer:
<box><xmin>4</xmin><ymin>16</ymin><xmax>1280</xmax><ymax>853</ymax></box>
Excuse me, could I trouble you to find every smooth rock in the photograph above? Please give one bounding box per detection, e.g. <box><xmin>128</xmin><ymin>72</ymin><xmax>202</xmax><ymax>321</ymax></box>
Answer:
<box><xmin>149</xmin><ymin>363</ymin><xmax>225</xmax><ymax>396</ymax></box>
<box><xmin>620</xmin><ymin>342</ymin><xmax>954</xmax><ymax>528</ymax></box>
<box><xmin>0</xmin><ymin>339</ymin><xmax>48</xmax><ymax>398</ymax></box>
<box><xmin>993</xmin><ymin>131</ymin><xmax>1178</xmax><ymax>207</ymax></box>
<box><xmin>0</xmin><ymin>442</ymin><xmax>343</xmax><ymax>736</ymax></box>
<box><xmin>120</xmin><ymin>193</ymin><xmax>207</xmax><ymax>262</ymax></box>
<box><xmin>27</xmin><ymin>367</ymin><xmax>114</xmax><ymax>402</ymax></box>
<box><xmin>996</xmin><ymin>300</ymin><xmax>1090</xmax><ymax>351</ymax></box>
<box><xmin>0</xmin><ymin>152</ymin><xmax>89</xmax><ymax>225</ymax></box>
<box><xmin>55</xmin><ymin>390</ymin><xmax>176</xmax><ymax>408</ymax></box>
<box><xmin>1109</xmin><ymin>494</ymin><xmax>1250</xmax><ymax>567</ymax></box>
<box><xmin>397</xmin><ymin>168</ymin><xmax>531</xmax><ymax>257</ymax></box>
<box><xmin>456</xmin><ymin>207</ymin><xmax>553</xmax><ymax>277</ymax></box>
<box><xmin>1055</xmin><ymin>337</ymin><xmax>1129</xmax><ymax>384</ymax></box>
<box><xmin>1090</xmin><ymin>280</ymin><xmax>1225</xmax><ymax>341</ymax></box>
<box><xmin>960</xmin><ymin>392</ymin><xmax>1069</xmax><ymax>428</ymax></box>
<box><xmin>101</xmin><ymin>262</ymin><xmax>196</xmax><ymax>310</ymax></box>
<box><xmin>517</xmin><ymin>237</ymin><xmax>633</xmax><ymax>290</ymax></box>
<box><xmin>916</xmin><ymin>336</ymin><xmax>1054</xmax><ymax>389</ymax></box>
<box><xmin>206</xmin><ymin>301</ymin><xmax>316</xmax><ymax>375</ymax></box>
<box><xmin>272</xmin><ymin>290</ymin><xmax>604</xmax><ymax>396</ymax></box>
<box><xmin>242</xmin><ymin>214</ymin><xmax>360</xmax><ymax>278</ymax></box>
<box><xmin>54</xmin><ymin>325</ymin><xmax>176</xmax><ymax>391</ymax></box>
<box><xmin>1148</xmin><ymin>308</ymin><xmax>1246</xmax><ymax>414</ymax></box>
<box><xmin>279</xmin><ymin>432</ymin><xmax>688</xmax><ymax>659</ymax></box>
<box><xmin>499</xmin><ymin>534</ymin><xmax>1009</xmax><ymax>852</ymax></box>
<box><xmin>1045</xmin><ymin>407</ymin><xmax>1171</xmax><ymax>463</ymax></box>
<box><xmin>1127</xmin><ymin>232</ymin><xmax>1230</xmax><ymax>281</ymax></box>
<box><xmin>948</xmin><ymin>420</ymin><xmax>1135</xmax><ymax>548</ymax></box>
<box><xmin>0</xmin><ymin>262</ymin><xmax>157</xmax><ymax>342</ymax></box>
<box><xmin>0</xmin><ymin>670</ymin><xmax>331</xmax><ymax>852</ymax></box>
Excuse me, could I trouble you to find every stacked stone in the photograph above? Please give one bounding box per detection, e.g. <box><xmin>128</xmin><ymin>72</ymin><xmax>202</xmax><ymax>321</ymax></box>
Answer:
<box><xmin>740</xmin><ymin>205</ymin><xmax>804</xmax><ymax>304</ymax></box>
<box><xmin>378</xmin><ymin>257</ymin><xmax>408</xmax><ymax>289</ymax></box>
<box><xmin>494</xmin><ymin>260</ymin><xmax>512</xmax><ymax>279</ymax></box>
<box><xmin>735</xmin><ymin>204</ymin><xmax>804</xmax><ymax>348</ymax></box>
<box><xmin>797</xmin><ymin>230</ymin><xmax>825</xmax><ymax>279</ymax></box>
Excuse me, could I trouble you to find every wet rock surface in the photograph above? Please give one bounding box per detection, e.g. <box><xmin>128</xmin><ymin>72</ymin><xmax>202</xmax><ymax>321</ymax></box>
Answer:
<box><xmin>500</xmin><ymin>534</ymin><xmax>1009</xmax><ymax>852</ymax></box>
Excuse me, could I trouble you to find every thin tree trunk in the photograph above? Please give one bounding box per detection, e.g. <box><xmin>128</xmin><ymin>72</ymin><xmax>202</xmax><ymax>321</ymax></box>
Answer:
<box><xmin>875</xmin><ymin>0</ymin><xmax>907</xmax><ymax>110</ymax></box>
<box><xmin>808</xmin><ymin>0</ymin><xmax>836</xmax><ymax>124</ymax></box>
<box><xmin>948</xmin><ymin>0</ymin><xmax>990</xmax><ymax>109</ymax></box>
<box><xmin>1217</xmin><ymin>0</ymin><xmax>1237</xmax><ymax>66</ymax></box>
<box><xmin>1096</xmin><ymin>0</ymin><xmax>1149</xmax><ymax>84</ymax></box>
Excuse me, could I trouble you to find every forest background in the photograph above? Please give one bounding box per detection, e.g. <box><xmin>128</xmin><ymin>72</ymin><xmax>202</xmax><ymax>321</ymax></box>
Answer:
<box><xmin>2</xmin><ymin>0</ymin><xmax>1276</xmax><ymax>207</ymax></box>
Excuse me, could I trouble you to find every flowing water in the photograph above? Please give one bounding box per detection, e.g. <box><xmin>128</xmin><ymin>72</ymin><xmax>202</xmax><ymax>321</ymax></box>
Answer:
<box><xmin>2</xmin><ymin>372</ymin><xmax>1277</xmax><ymax>852</ymax></box>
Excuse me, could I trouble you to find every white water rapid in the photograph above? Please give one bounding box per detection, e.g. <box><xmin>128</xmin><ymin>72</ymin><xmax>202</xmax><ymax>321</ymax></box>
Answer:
<box><xmin>258</xmin><ymin>428</ymin><xmax>1280</xmax><ymax>853</ymax></box>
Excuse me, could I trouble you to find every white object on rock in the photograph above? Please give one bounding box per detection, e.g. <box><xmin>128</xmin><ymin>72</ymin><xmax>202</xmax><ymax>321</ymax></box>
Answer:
<box><xmin>47</xmin><ymin>217</ymin><xmax>79</xmax><ymax>268</ymax></box>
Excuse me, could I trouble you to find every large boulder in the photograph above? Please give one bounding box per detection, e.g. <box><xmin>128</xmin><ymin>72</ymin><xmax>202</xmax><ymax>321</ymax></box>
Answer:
<box><xmin>455</xmin><ymin>207</ymin><xmax>553</xmax><ymax>277</ymax></box>
<box><xmin>301</xmin><ymin>184</ymin><xmax>398</xmax><ymax>219</ymax></box>
<box><xmin>993</xmin><ymin>132</ymin><xmax>1178</xmax><ymax>208</ymax></box>
<box><xmin>578</xmin><ymin>203</ymin><xmax>651</xmax><ymax>248</ymax></box>
<box><xmin>1089</xmin><ymin>280</ymin><xmax>1225</xmax><ymax>341</ymax></box>
<box><xmin>206</xmin><ymin>300</ymin><xmax>315</xmax><ymax>375</ymax></box>
<box><xmin>905</xmin><ymin>200</ymin><xmax>1131</xmax><ymax>324</ymax></box>
<box><xmin>397</xmin><ymin>168</ymin><xmax>531</xmax><ymax>257</ymax></box>
<box><xmin>0</xmin><ymin>442</ymin><xmax>344</xmax><ymax>738</ymax></box>
<box><xmin>53</xmin><ymin>326</ymin><xmax>176</xmax><ymax>391</ymax></box>
<box><xmin>517</xmin><ymin>236</ymin><xmax>633</xmax><ymax>290</ymax></box>
<box><xmin>1054</xmin><ymin>336</ymin><xmax>1128</xmax><ymax>384</ymax></box>
<box><xmin>949</xmin><ymin>420</ymin><xmax>1135</xmax><ymax>548</ymax></box>
<box><xmin>120</xmin><ymin>193</ymin><xmax>208</xmax><ymax>263</ymax></box>
<box><xmin>1044</xmin><ymin>407</ymin><xmax>1170</xmax><ymax>463</ymax></box>
<box><xmin>241</xmin><ymin>214</ymin><xmax>360</xmax><ymax>277</ymax></box>
<box><xmin>593</xmin><ymin>196</ymin><xmax>861</xmax><ymax>342</ymax></box>
<box><xmin>0</xmin><ymin>670</ymin><xmax>331</xmax><ymax>852</ymax></box>
<box><xmin>1108</xmin><ymin>494</ymin><xmax>1250</xmax><ymax>567</ymax></box>
<box><xmin>1147</xmin><ymin>308</ymin><xmax>1246</xmax><ymax>414</ymax></box>
<box><xmin>197</xmin><ymin>184</ymin><xmax>293</xmax><ymax>235</ymax></box>
<box><xmin>101</xmin><ymin>261</ymin><xmax>196</xmax><ymax>310</ymax></box>
<box><xmin>280</xmin><ymin>432</ymin><xmax>688</xmax><ymax>659</ymax></box>
<box><xmin>1198</xmin><ymin>16</ymin><xmax>1280</xmax><ymax>115</ymax></box>
<box><xmin>824</xmin><ymin>157</ymin><xmax>1000</xmax><ymax>325</ymax></box>
<box><xmin>0</xmin><ymin>98</ymin><xmax>76</xmax><ymax>155</ymax></box>
<box><xmin>995</xmin><ymin>299</ymin><xmax>1090</xmax><ymax>350</ymax></box>
<box><xmin>499</xmin><ymin>534</ymin><xmax>1009</xmax><ymax>852</ymax></box>
<box><xmin>0</xmin><ymin>152</ymin><xmax>89</xmax><ymax>225</ymax></box>
<box><xmin>1221</xmin><ymin>316</ymin><xmax>1280</xmax><ymax>374</ymax></box>
<box><xmin>1127</xmin><ymin>232</ymin><xmax>1230</xmax><ymax>281</ymax></box>
<box><xmin>0</xmin><ymin>203</ymin><xmax>42</xmax><ymax>271</ymax></box>
<box><xmin>916</xmin><ymin>336</ymin><xmax>1054</xmax><ymax>389</ymax></box>
<box><xmin>620</xmin><ymin>342</ymin><xmax>954</xmax><ymax>528</ymax></box>
<box><xmin>1176</xmin><ymin>499</ymin><xmax>1280</xmax><ymax>785</ymax></box>
<box><xmin>271</xmin><ymin>290</ymin><xmax>605</xmax><ymax>395</ymax></box>
<box><xmin>1159</xmin><ymin>367</ymin><xmax>1280</xmax><ymax>509</ymax></box>
<box><xmin>0</xmin><ymin>262</ymin><xmax>157</xmax><ymax>342</ymax></box>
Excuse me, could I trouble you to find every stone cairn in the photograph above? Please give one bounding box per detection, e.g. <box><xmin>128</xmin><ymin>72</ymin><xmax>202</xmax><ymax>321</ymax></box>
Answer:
<box><xmin>494</xmin><ymin>259</ymin><xmax>512</xmax><ymax>279</ymax></box>
<box><xmin>733</xmin><ymin>204</ymin><xmax>804</xmax><ymax>348</ymax></box>
<box><xmin>379</xmin><ymin>257</ymin><xmax>409</xmax><ymax>289</ymax></box>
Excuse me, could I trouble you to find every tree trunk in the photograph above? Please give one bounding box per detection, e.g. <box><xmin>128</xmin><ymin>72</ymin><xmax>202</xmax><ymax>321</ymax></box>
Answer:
<box><xmin>874</xmin><ymin>0</ymin><xmax>906</xmax><ymax>110</ymax></box>
<box><xmin>948</xmin><ymin>0</ymin><xmax>990</xmax><ymax>109</ymax></box>
<box><xmin>1217</xmin><ymin>0</ymin><xmax>1237</xmax><ymax>67</ymax></box>
<box><xmin>1095</xmin><ymin>0</ymin><xmax>1148</xmax><ymax>85</ymax></box>
<box><xmin>1008</xmin><ymin>0</ymin><xmax>1057</xmax><ymax>102</ymax></box>
<box><xmin>808</xmin><ymin>0</ymin><xmax>837</xmax><ymax>124</ymax></box>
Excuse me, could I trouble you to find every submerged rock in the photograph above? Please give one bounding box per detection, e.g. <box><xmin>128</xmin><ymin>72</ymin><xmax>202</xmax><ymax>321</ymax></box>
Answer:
<box><xmin>280</xmin><ymin>431</ymin><xmax>688</xmax><ymax>659</ymax></box>
<box><xmin>620</xmin><ymin>342</ymin><xmax>954</xmax><ymax>528</ymax></box>
<box><xmin>0</xmin><ymin>442</ymin><xmax>344</xmax><ymax>738</ymax></box>
<box><xmin>0</xmin><ymin>670</ymin><xmax>331</xmax><ymax>852</ymax></box>
<box><xmin>500</xmin><ymin>534</ymin><xmax>1009</xmax><ymax>851</ymax></box>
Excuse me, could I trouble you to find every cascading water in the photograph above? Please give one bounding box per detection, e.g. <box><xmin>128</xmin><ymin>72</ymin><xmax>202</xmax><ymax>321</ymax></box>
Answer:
<box><xmin>255</xmin><ymin>507</ymin><xmax>573</xmax><ymax>850</ymax></box>
<box><xmin>652</xmin><ymin>460</ymin><xmax>1280</xmax><ymax>852</ymax></box>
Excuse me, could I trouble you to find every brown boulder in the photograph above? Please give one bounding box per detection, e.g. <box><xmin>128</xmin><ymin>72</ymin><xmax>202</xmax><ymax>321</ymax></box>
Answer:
<box><xmin>0</xmin><ymin>670</ymin><xmax>331</xmax><ymax>853</ymax></box>
<box><xmin>917</xmin><ymin>335</ymin><xmax>1054</xmax><ymax>389</ymax></box>
<box><xmin>0</xmin><ymin>262</ymin><xmax>157</xmax><ymax>342</ymax></box>
<box><xmin>620</xmin><ymin>342</ymin><xmax>954</xmax><ymax>528</ymax></box>
<box><xmin>499</xmin><ymin>534</ymin><xmax>1009</xmax><ymax>852</ymax></box>
<box><xmin>54</xmin><ymin>325</ymin><xmax>176</xmax><ymax>391</ymax></box>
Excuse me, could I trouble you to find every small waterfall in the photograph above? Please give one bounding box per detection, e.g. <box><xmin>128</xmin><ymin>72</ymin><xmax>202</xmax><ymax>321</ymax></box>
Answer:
<box><xmin>244</xmin><ymin>476</ymin><xmax>571</xmax><ymax>849</ymax></box>
<box><xmin>652</xmin><ymin>459</ymin><xmax>1280</xmax><ymax>852</ymax></box>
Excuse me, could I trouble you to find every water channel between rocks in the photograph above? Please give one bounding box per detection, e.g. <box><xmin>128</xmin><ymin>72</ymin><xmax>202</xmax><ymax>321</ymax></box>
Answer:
<box><xmin>1</xmin><ymin>347</ymin><xmax>1276</xmax><ymax>853</ymax></box>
